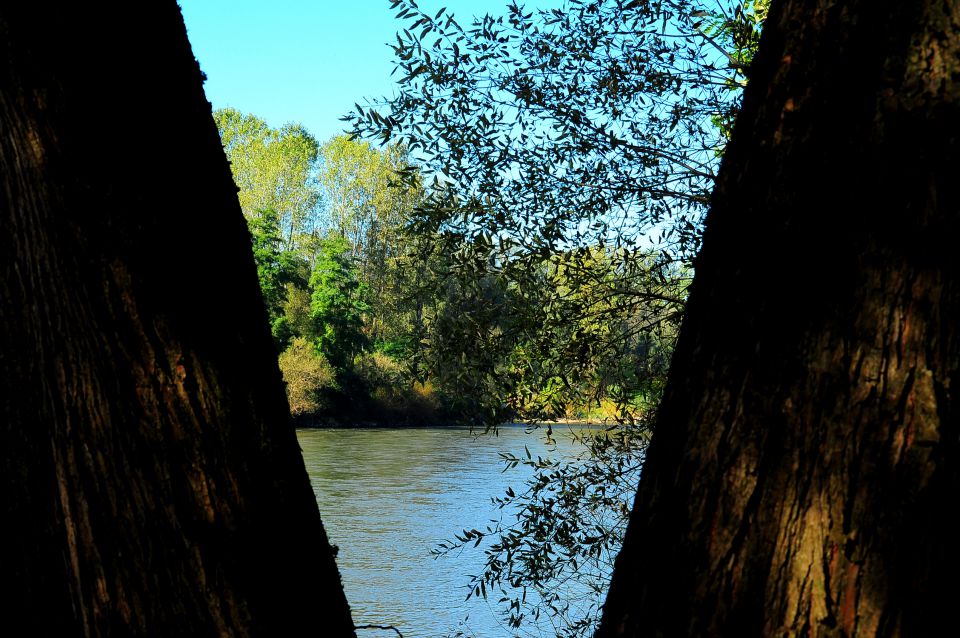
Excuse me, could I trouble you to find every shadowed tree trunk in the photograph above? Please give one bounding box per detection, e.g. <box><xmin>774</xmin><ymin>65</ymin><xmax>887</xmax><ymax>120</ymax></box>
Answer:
<box><xmin>0</xmin><ymin>3</ymin><xmax>354</xmax><ymax>636</ymax></box>
<box><xmin>597</xmin><ymin>1</ymin><xmax>960</xmax><ymax>636</ymax></box>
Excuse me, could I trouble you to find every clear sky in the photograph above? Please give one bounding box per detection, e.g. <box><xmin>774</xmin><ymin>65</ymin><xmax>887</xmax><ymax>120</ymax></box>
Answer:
<box><xmin>178</xmin><ymin>1</ymin><xmax>512</xmax><ymax>143</ymax></box>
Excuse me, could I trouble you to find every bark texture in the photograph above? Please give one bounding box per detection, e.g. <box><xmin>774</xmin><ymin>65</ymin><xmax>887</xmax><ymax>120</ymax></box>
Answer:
<box><xmin>597</xmin><ymin>1</ymin><xmax>960</xmax><ymax>636</ymax></box>
<box><xmin>0</xmin><ymin>3</ymin><xmax>354</xmax><ymax>636</ymax></box>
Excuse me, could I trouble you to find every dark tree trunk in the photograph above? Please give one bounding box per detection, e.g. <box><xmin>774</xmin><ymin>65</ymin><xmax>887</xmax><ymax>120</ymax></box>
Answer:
<box><xmin>0</xmin><ymin>4</ymin><xmax>354</xmax><ymax>636</ymax></box>
<box><xmin>597</xmin><ymin>1</ymin><xmax>960</xmax><ymax>636</ymax></box>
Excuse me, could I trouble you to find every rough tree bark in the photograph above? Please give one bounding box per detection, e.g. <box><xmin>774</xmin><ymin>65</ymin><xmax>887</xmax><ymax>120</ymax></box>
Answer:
<box><xmin>0</xmin><ymin>3</ymin><xmax>354</xmax><ymax>636</ymax></box>
<box><xmin>597</xmin><ymin>1</ymin><xmax>960</xmax><ymax>636</ymax></box>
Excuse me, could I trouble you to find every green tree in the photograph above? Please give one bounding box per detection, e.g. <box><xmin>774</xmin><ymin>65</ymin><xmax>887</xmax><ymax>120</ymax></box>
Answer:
<box><xmin>214</xmin><ymin>108</ymin><xmax>321</xmax><ymax>248</ymax></box>
<box><xmin>309</xmin><ymin>236</ymin><xmax>369</xmax><ymax>373</ymax></box>
<box><xmin>319</xmin><ymin>136</ymin><xmax>405</xmax><ymax>253</ymax></box>
<box><xmin>249</xmin><ymin>208</ymin><xmax>286</xmax><ymax>315</ymax></box>
<box><xmin>318</xmin><ymin>136</ymin><xmax>422</xmax><ymax>346</ymax></box>
<box><xmin>247</xmin><ymin>207</ymin><xmax>305</xmax><ymax>347</ymax></box>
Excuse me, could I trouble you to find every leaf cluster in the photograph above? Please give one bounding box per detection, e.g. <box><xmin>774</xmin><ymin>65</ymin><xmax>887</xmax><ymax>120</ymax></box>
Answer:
<box><xmin>348</xmin><ymin>0</ymin><xmax>759</xmax><ymax>260</ymax></box>
<box><xmin>436</xmin><ymin>421</ymin><xmax>650</xmax><ymax>637</ymax></box>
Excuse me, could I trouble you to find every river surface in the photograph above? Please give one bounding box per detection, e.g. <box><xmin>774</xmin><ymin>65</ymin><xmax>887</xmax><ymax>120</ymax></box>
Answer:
<box><xmin>296</xmin><ymin>426</ymin><xmax>598</xmax><ymax>638</ymax></box>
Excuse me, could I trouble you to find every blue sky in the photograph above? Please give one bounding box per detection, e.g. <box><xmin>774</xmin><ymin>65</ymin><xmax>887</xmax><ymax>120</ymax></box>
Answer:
<box><xmin>179</xmin><ymin>1</ymin><xmax>519</xmax><ymax>142</ymax></box>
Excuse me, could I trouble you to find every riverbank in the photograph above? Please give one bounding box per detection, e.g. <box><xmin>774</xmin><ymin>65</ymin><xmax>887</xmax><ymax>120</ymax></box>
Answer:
<box><xmin>293</xmin><ymin>412</ymin><xmax>614</xmax><ymax>429</ymax></box>
<box><xmin>292</xmin><ymin>413</ymin><xmax>457</xmax><ymax>428</ymax></box>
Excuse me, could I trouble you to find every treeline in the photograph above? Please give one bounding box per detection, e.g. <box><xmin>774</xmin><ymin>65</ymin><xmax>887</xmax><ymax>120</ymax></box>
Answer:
<box><xmin>216</xmin><ymin>108</ymin><xmax>673</xmax><ymax>425</ymax></box>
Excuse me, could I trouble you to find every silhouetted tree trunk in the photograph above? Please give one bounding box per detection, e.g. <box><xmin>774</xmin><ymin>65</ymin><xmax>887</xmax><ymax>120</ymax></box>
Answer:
<box><xmin>597</xmin><ymin>1</ymin><xmax>960</xmax><ymax>636</ymax></box>
<box><xmin>0</xmin><ymin>4</ymin><xmax>354</xmax><ymax>636</ymax></box>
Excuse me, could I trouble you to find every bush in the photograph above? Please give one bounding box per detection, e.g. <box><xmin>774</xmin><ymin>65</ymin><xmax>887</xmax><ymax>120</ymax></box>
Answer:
<box><xmin>355</xmin><ymin>352</ymin><xmax>441</xmax><ymax>422</ymax></box>
<box><xmin>356</xmin><ymin>351</ymin><xmax>403</xmax><ymax>386</ymax></box>
<box><xmin>278</xmin><ymin>337</ymin><xmax>335</xmax><ymax>416</ymax></box>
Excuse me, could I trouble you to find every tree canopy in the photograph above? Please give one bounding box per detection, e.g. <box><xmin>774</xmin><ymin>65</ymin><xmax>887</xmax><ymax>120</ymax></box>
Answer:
<box><xmin>213</xmin><ymin>108</ymin><xmax>322</xmax><ymax>247</ymax></box>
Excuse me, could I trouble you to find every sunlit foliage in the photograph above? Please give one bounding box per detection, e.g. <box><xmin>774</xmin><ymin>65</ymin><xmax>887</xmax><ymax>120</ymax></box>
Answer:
<box><xmin>278</xmin><ymin>337</ymin><xmax>336</xmax><ymax>416</ymax></box>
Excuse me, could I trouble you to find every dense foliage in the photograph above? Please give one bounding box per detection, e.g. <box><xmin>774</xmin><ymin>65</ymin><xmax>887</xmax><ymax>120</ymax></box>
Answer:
<box><xmin>215</xmin><ymin>112</ymin><xmax>438</xmax><ymax>422</ymax></box>
<box><xmin>346</xmin><ymin>0</ymin><xmax>766</xmax><ymax>423</ymax></box>
<box><xmin>309</xmin><ymin>236</ymin><xmax>369</xmax><ymax>372</ymax></box>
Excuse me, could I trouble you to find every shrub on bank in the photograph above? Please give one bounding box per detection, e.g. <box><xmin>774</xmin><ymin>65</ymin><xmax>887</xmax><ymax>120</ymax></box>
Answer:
<box><xmin>278</xmin><ymin>337</ymin><xmax>336</xmax><ymax>416</ymax></box>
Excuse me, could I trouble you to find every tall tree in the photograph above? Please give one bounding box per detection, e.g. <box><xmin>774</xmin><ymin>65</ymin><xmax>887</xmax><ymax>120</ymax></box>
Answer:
<box><xmin>597</xmin><ymin>0</ymin><xmax>960</xmax><ymax>635</ymax></box>
<box><xmin>319</xmin><ymin>136</ymin><xmax>406</xmax><ymax>254</ymax></box>
<box><xmin>317</xmin><ymin>136</ymin><xmax>420</xmax><ymax>345</ymax></box>
<box><xmin>0</xmin><ymin>3</ymin><xmax>353</xmax><ymax>635</ymax></box>
<box><xmin>214</xmin><ymin>108</ymin><xmax>322</xmax><ymax>249</ymax></box>
<box><xmin>310</xmin><ymin>236</ymin><xmax>370</xmax><ymax>373</ymax></box>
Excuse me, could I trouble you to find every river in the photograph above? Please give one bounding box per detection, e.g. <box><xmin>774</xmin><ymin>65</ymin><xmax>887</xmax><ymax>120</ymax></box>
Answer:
<box><xmin>296</xmin><ymin>425</ymin><xmax>609</xmax><ymax>638</ymax></box>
